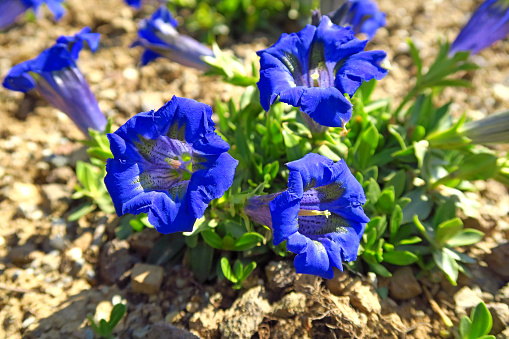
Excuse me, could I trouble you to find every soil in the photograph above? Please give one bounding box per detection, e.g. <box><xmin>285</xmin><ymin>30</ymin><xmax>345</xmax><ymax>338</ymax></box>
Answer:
<box><xmin>0</xmin><ymin>0</ymin><xmax>508</xmax><ymax>338</ymax></box>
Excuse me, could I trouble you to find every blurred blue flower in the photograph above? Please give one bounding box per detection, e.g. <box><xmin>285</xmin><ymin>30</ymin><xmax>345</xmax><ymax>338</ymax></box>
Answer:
<box><xmin>327</xmin><ymin>0</ymin><xmax>386</xmax><ymax>39</ymax></box>
<box><xmin>125</xmin><ymin>0</ymin><xmax>141</xmax><ymax>9</ymax></box>
<box><xmin>245</xmin><ymin>153</ymin><xmax>369</xmax><ymax>279</ymax></box>
<box><xmin>2</xmin><ymin>27</ymin><xmax>106</xmax><ymax>135</ymax></box>
<box><xmin>450</xmin><ymin>0</ymin><xmax>509</xmax><ymax>55</ymax></box>
<box><xmin>257</xmin><ymin>16</ymin><xmax>388</xmax><ymax>129</ymax></box>
<box><xmin>131</xmin><ymin>6</ymin><xmax>214</xmax><ymax>70</ymax></box>
<box><xmin>0</xmin><ymin>0</ymin><xmax>65</xmax><ymax>29</ymax></box>
<box><xmin>104</xmin><ymin>96</ymin><xmax>238</xmax><ymax>234</ymax></box>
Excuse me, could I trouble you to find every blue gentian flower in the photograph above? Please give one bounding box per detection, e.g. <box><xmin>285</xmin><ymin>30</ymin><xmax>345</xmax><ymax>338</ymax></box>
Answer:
<box><xmin>104</xmin><ymin>96</ymin><xmax>239</xmax><ymax>234</ymax></box>
<box><xmin>0</xmin><ymin>0</ymin><xmax>65</xmax><ymax>30</ymax></box>
<box><xmin>327</xmin><ymin>0</ymin><xmax>386</xmax><ymax>39</ymax></box>
<box><xmin>2</xmin><ymin>27</ymin><xmax>106</xmax><ymax>136</ymax></box>
<box><xmin>450</xmin><ymin>0</ymin><xmax>509</xmax><ymax>55</ymax></box>
<box><xmin>257</xmin><ymin>16</ymin><xmax>388</xmax><ymax>129</ymax></box>
<box><xmin>125</xmin><ymin>0</ymin><xmax>141</xmax><ymax>9</ymax></box>
<box><xmin>131</xmin><ymin>6</ymin><xmax>214</xmax><ymax>70</ymax></box>
<box><xmin>244</xmin><ymin>153</ymin><xmax>369</xmax><ymax>279</ymax></box>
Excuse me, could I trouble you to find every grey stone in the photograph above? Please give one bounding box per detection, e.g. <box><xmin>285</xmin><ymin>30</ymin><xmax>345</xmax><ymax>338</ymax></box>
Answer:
<box><xmin>41</xmin><ymin>184</ymin><xmax>71</xmax><ymax>212</ymax></box>
<box><xmin>389</xmin><ymin>267</ymin><xmax>422</xmax><ymax>300</ymax></box>
<box><xmin>486</xmin><ymin>243</ymin><xmax>509</xmax><ymax>278</ymax></box>
<box><xmin>486</xmin><ymin>302</ymin><xmax>509</xmax><ymax>335</ymax></box>
<box><xmin>454</xmin><ymin>286</ymin><xmax>484</xmax><ymax>317</ymax></box>
<box><xmin>271</xmin><ymin>292</ymin><xmax>306</xmax><ymax>318</ymax></box>
<box><xmin>99</xmin><ymin>239</ymin><xmax>134</xmax><ymax>285</ymax></box>
<box><xmin>348</xmin><ymin>280</ymin><xmax>381</xmax><ymax>314</ymax></box>
<box><xmin>265</xmin><ymin>261</ymin><xmax>297</xmax><ymax>290</ymax></box>
<box><xmin>220</xmin><ymin>286</ymin><xmax>272</xmax><ymax>339</ymax></box>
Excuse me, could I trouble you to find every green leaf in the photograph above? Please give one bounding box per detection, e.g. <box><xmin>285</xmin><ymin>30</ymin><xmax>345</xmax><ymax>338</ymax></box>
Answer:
<box><xmin>233</xmin><ymin>232</ymin><xmax>264</xmax><ymax>251</ymax></box>
<box><xmin>241</xmin><ymin>261</ymin><xmax>257</xmax><ymax>281</ymax></box>
<box><xmin>233</xmin><ymin>260</ymin><xmax>243</xmax><ymax>278</ymax></box>
<box><xmin>390</xmin><ymin>204</ymin><xmax>403</xmax><ymax>243</ymax></box>
<box><xmin>407</xmin><ymin>38</ymin><xmax>422</xmax><ymax>77</ymax></box>
<box><xmin>433</xmin><ymin>198</ymin><xmax>456</xmax><ymax>227</ymax></box>
<box><xmin>386</xmin><ymin>170</ymin><xmax>406</xmax><ymax>198</ymax></box>
<box><xmin>432</xmin><ymin>249</ymin><xmax>458</xmax><ymax>285</ymax></box>
<box><xmin>459</xmin><ymin>315</ymin><xmax>472</xmax><ymax>339</ymax></box>
<box><xmin>189</xmin><ymin>242</ymin><xmax>214</xmax><ymax>283</ymax></box>
<box><xmin>201</xmin><ymin>230</ymin><xmax>224</xmax><ymax>249</ymax></box>
<box><xmin>107</xmin><ymin>303</ymin><xmax>126</xmax><ymax>333</ymax></box>
<box><xmin>435</xmin><ymin>218</ymin><xmax>463</xmax><ymax>246</ymax></box>
<box><xmin>368</xmin><ymin>261</ymin><xmax>392</xmax><ymax>277</ymax></box>
<box><xmin>376</xmin><ymin>187</ymin><xmax>395</xmax><ymax>213</ymax></box>
<box><xmin>366</xmin><ymin>178</ymin><xmax>381</xmax><ymax>204</ymax></box>
<box><xmin>147</xmin><ymin>233</ymin><xmax>186</xmax><ymax>266</ymax></box>
<box><xmin>220</xmin><ymin>257</ymin><xmax>237</xmax><ymax>283</ymax></box>
<box><xmin>68</xmin><ymin>202</ymin><xmax>96</xmax><ymax>221</ymax></box>
<box><xmin>446</xmin><ymin>229</ymin><xmax>484</xmax><ymax>247</ymax></box>
<box><xmin>469</xmin><ymin>302</ymin><xmax>492</xmax><ymax>339</ymax></box>
<box><xmin>383</xmin><ymin>251</ymin><xmax>419</xmax><ymax>266</ymax></box>
<box><xmin>402</xmin><ymin>188</ymin><xmax>433</xmax><ymax>224</ymax></box>
<box><xmin>357</xmin><ymin>122</ymin><xmax>379</xmax><ymax>169</ymax></box>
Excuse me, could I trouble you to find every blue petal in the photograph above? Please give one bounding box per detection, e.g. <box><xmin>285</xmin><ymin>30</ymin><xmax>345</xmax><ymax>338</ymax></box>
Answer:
<box><xmin>0</xmin><ymin>0</ymin><xmax>30</xmax><ymax>30</ymax></box>
<box><xmin>335</xmin><ymin>50</ymin><xmax>388</xmax><ymax>97</ymax></box>
<box><xmin>187</xmin><ymin>152</ymin><xmax>238</xmax><ymax>218</ymax></box>
<box><xmin>450</xmin><ymin>0</ymin><xmax>509</xmax><ymax>55</ymax></box>
<box><xmin>141</xmin><ymin>49</ymin><xmax>162</xmax><ymax>66</ymax></box>
<box><xmin>125</xmin><ymin>0</ymin><xmax>142</xmax><ymax>9</ymax></box>
<box><xmin>326</xmin><ymin>221</ymin><xmax>366</xmax><ymax>262</ymax></box>
<box><xmin>299</xmin><ymin>86</ymin><xmax>353</xmax><ymax>127</ymax></box>
<box><xmin>56</xmin><ymin>27</ymin><xmax>100</xmax><ymax>60</ymax></box>
<box><xmin>2</xmin><ymin>63</ymin><xmax>37</xmax><ymax>92</ymax></box>
<box><xmin>288</xmin><ymin>233</ymin><xmax>334</xmax><ymax>279</ymax></box>
<box><xmin>286</xmin><ymin>153</ymin><xmax>336</xmax><ymax>190</ymax></box>
<box><xmin>270</xmin><ymin>191</ymin><xmax>300</xmax><ymax>245</ymax></box>
<box><xmin>43</xmin><ymin>0</ymin><xmax>65</xmax><ymax>20</ymax></box>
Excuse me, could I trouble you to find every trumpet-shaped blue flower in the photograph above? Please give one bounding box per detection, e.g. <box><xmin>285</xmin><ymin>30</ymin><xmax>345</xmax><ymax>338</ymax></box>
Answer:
<box><xmin>3</xmin><ymin>27</ymin><xmax>105</xmax><ymax>136</ymax></box>
<box><xmin>244</xmin><ymin>153</ymin><xmax>369</xmax><ymax>279</ymax></box>
<box><xmin>450</xmin><ymin>0</ymin><xmax>509</xmax><ymax>55</ymax></box>
<box><xmin>104</xmin><ymin>96</ymin><xmax>238</xmax><ymax>234</ymax></box>
<box><xmin>327</xmin><ymin>0</ymin><xmax>386</xmax><ymax>39</ymax></box>
<box><xmin>0</xmin><ymin>0</ymin><xmax>65</xmax><ymax>30</ymax></box>
<box><xmin>257</xmin><ymin>16</ymin><xmax>388</xmax><ymax>128</ymax></box>
<box><xmin>131</xmin><ymin>6</ymin><xmax>214</xmax><ymax>70</ymax></box>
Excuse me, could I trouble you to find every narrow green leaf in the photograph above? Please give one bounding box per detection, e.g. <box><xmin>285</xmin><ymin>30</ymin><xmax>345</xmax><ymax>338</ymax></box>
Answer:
<box><xmin>433</xmin><ymin>198</ymin><xmax>456</xmax><ymax>227</ymax></box>
<box><xmin>147</xmin><ymin>233</ymin><xmax>186</xmax><ymax>266</ymax></box>
<box><xmin>68</xmin><ymin>202</ymin><xmax>96</xmax><ymax>221</ymax></box>
<box><xmin>107</xmin><ymin>303</ymin><xmax>126</xmax><ymax>332</ymax></box>
<box><xmin>383</xmin><ymin>251</ymin><xmax>419</xmax><ymax>266</ymax></box>
<box><xmin>469</xmin><ymin>302</ymin><xmax>492</xmax><ymax>339</ymax></box>
<box><xmin>435</xmin><ymin>218</ymin><xmax>463</xmax><ymax>246</ymax></box>
<box><xmin>220</xmin><ymin>257</ymin><xmax>237</xmax><ymax>283</ymax></box>
<box><xmin>233</xmin><ymin>232</ymin><xmax>264</xmax><ymax>251</ymax></box>
<box><xmin>390</xmin><ymin>204</ymin><xmax>403</xmax><ymax>243</ymax></box>
<box><xmin>459</xmin><ymin>316</ymin><xmax>471</xmax><ymax>339</ymax></box>
<box><xmin>189</xmin><ymin>242</ymin><xmax>214</xmax><ymax>283</ymax></box>
<box><xmin>432</xmin><ymin>249</ymin><xmax>458</xmax><ymax>285</ymax></box>
<box><xmin>240</xmin><ymin>261</ymin><xmax>257</xmax><ymax>281</ymax></box>
<box><xmin>446</xmin><ymin>229</ymin><xmax>484</xmax><ymax>247</ymax></box>
<box><xmin>233</xmin><ymin>260</ymin><xmax>243</xmax><ymax>279</ymax></box>
<box><xmin>201</xmin><ymin>230</ymin><xmax>224</xmax><ymax>249</ymax></box>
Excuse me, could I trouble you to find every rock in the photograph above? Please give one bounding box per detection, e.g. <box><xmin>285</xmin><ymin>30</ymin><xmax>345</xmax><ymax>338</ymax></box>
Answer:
<box><xmin>41</xmin><ymin>184</ymin><xmax>71</xmax><ymax>213</ymax></box>
<box><xmin>329</xmin><ymin>295</ymin><xmax>366</xmax><ymax>330</ymax></box>
<box><xmin>8</xmin><ymin>182</ymin><xmax>42</xmax><ymax>204</ymax></box>
<box><xmin>486</xmin><ymin>302</ymin><xmax>509</xmax><ymax>335</ymax></box>
<box><xmin>131</xmin><ymin>263</ymin><xmax>164</xmax><ymax>295</ymax></box>
<box><xmin>220</xmin><ymin>286</ymin><xmax>272</xmax><ymax>339</ymax></box>
<box><xmin>486</xmin><ymin>243</ymin><xmax>509</xmax><ymax>278</ymax></box>
<box><xmin>496</xmin><ymin>283</ymin><xmax>509</xmax><ymax>304</ymax></box>
<box><xmin>128</xmin><ymin>228</ymin><xmax>160</xmax><ymax>256</ymax></box>
<box><xmin>73</xmin><ymin>232</ymin><xmax>93</xmax><ymax>252</ymax></box>
<box><xmin>265</xmin><ymin>261</ymin><xmax>297</xmax><ymax>291</ymax></box>
<box><xmin>140</xmin><ymin>92</ymin><xmax>163</xmax><ymax>112</ymax></box>
<box><xmin>99</xmin><ymin>239</ymin><xmax>134</xmax><ymax>285</ymax></box>
<box><xmin>94</xmin><ymin>301</ymin><xmax>114</xmax><ymax>324</ymax></box>
<box><xmin>8</xmin><ymin>243</ymin><xmax>36</xmax><ymax>266</ymax></box>
<box><xmin>348</xmin><ymin>280</ymin><xmax>381</xmax><ymax>314</ymax></box>
<box><xmin>271</xmin><ymin>292</ymin><xmax>306</xmax><ymax>318</ymax></box>
<box><xmin>46</xmin><ymin>166</ymin><xmax>75</xmax><ymax>184</ymax></box>
<box><xmin>326</xmin><ymin>268</ymin><xmax>352</xmax><ymax>295</ymax></box>
<box><xmin>16</xmin><ymin>203</ymin><xmax>43</xmax><ymax>220</ymax></box>
<box><xmin>142</xmin><ymin>323</ymin><xmax>200</xmax><ymax>339</ymax></box>
<box><xmin>454</xmin><ymin>286</ymin><xmax>484</xmax><ymax>317</ymax></box>
<box><xmin>189</xmin><ymin>305</ymin><xmax>224</xmax><ymax>338</ymax></box>
<box><xmin>389</xmin><ymin>267</ymin><xmax>422</xmax><ymax>300</ymax></box>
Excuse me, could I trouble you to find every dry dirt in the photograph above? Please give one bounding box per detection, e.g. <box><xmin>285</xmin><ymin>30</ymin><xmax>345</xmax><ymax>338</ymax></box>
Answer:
<box><xmin>0</xmin><ymin>0</ymin><xmax>508</xmax><ymax>338</ymax></box>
